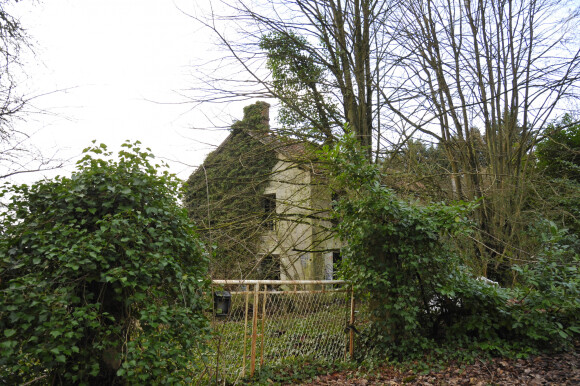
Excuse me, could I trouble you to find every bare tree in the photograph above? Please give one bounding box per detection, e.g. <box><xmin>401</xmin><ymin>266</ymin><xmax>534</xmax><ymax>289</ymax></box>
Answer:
<box><xmin>186</xmin><ymin>0</ymin><xmax>399</xmax><ymax>160</ymax></box>
<box><xmin>189</xmin><ymin>0</ymin><xmax>580</xmax><ymax>282</ymax></box>
<box><xmin>0</xmin><ymin>0</ymin><xmax>62</xmax><ymax>181</ymax></box>
<box><xmin>379</xmin><ymin>0</ymin><xmax>580</xmax><ymax>280</ymax></box>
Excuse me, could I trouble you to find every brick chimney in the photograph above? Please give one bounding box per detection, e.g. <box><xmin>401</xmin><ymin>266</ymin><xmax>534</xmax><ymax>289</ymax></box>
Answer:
<box><xmin>242</xmin><ymin>101</ymin><xmax>270</xmax><ymax>131</ymax></box>
<box><xmin>259</xmin><ymin>101</ymin><xmax>270</xmax><ymax>128</ymax></box>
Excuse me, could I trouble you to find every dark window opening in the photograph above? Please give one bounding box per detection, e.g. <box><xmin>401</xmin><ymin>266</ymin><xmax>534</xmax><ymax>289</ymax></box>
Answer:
<box><xmin>332</xmin><ymin>251</ymin><xmax>342</xmax><ymax>275</ymax></box>
<box><xmin>331</xmin><ymin>192</ymin><xmax>340</xmax><ymax>209</ymax></box>
<box><xmin>260</xmin><ymin>254</ymin><xmax>280</xmax><ymax>281</ymax></box>
<box><xmin>263</xmin><ymin>193</ymin><xmax>276</xmax><ymax>230</ymax></box>
<box><xmin>330</xmin><ymin>192</ymin><xmax>340</xmax><ymax>226</ymax></box>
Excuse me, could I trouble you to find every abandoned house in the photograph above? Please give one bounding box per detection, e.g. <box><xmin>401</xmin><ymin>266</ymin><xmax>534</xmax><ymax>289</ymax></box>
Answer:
<box><xmin>184</xmin><ymin>101</ymin><xmax>341</xmax><ymax>281</ymax></box>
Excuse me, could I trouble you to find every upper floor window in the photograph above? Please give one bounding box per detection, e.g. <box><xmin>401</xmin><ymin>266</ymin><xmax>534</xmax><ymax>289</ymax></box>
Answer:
<box><xmin>331</xmin><ymin>192</ymin><xmax>340</xmax><ymax>226</ymax></box>
<box><xmin>263</xmin><ymin>193</ymin><xmax>276</xmax><ymax>230</ymax></box>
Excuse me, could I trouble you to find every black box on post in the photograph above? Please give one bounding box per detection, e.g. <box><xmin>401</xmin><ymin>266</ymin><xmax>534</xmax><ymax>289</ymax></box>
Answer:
<box><xmin>213</xmin><ymin>291</ymin><xmax>231</xmax><ymax>317</ymax></box>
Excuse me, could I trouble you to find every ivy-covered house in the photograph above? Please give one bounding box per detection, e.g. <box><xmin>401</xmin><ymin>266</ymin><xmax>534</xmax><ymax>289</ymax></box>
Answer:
<box><xmin>184</xmin><ymin>102</ymin><xmax>340</xmax><ymax>280</ymax></box>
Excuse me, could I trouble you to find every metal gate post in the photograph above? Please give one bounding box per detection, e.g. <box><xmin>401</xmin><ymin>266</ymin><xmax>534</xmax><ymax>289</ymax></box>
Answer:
<box><xmin>349</xmin><ymin>286</ymin><xmax>355</xmax><ymax>359</ymax></box>
<box><xmin>242</xmin><ymin>289</ymin><xmax>250</xmax><ymax>378</ymax></box>
<box><xmin>260</xmin><ymin>288</ymin><xmax>267</xmax><ymax>366</ymax></box>
<box><xmin>250</xmin><ymin>282</ymin><xmax>259</xmax><ymax>376</ymax></box>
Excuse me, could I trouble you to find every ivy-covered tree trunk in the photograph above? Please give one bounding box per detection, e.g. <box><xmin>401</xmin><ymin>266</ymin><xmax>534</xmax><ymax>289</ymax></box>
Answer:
<box><xmin>196</xmin><ymin>0</ymin><xmax>385</xmax><ymax>161</ymax></box>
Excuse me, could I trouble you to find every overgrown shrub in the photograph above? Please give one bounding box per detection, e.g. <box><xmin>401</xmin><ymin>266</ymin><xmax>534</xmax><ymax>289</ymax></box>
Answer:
<box><xmin>323</xmin><ymin>132</ymin><xmax>579</xmax><ymax>360</ymax></box>
<box><xmin>534</xmin><ymin>114</ymin><xmax>580</xmax><ymax>235</ymax></box>
<box><xmin>0</xmin><ymin>142</ymin><xmax>210</xmax><ymax>384</ymax></box>
<box><xmin>509</xmin><ymin>221</ymin><xmax>579</xmax><ymax>347</ymax></box>
<box><xmin>322</xmin><ymin>132</ymin><xmax>472</xmax><ymax>358</ymax></box>
<box><xmin>444</xmin><ymin>226</ymin><xmax>579</xmax><ymax>354</ymax></box>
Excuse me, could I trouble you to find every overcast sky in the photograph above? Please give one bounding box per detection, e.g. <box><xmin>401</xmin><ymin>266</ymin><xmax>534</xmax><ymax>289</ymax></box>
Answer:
<box><xmin>8</xmin><ymin>0</ymin><xmax>247</xmax><ymax>184</ymax></box>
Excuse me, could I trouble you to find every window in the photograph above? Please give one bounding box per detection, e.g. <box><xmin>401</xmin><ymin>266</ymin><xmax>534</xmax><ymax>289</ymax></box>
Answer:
<box><xmin>331</xmin><ymin>192</ymin><xmax>340</xmax><ymax>226</ymax></box>
<box><xmin>331</xmin><ymin>192</ymin><xmax>340</xmax><ymax>208</ymax></box>
<box><xmin>332</xmin><ymin>251</ymin><xmax>342</xmax><ymax>274</ymax></box>
<box><xmin>263</xmin><ymin>193</ymin><xmax>276</xmax><ymax>230</ymax></box>
<box><xmin>326</xmin><ymin>251</ymin><xmax>342</xmax><ymax>280</ymax></box>
<box><xmin>259</xmin><ymin>254</ymin><xmax>280</xmax><ymax>280</ymax></box>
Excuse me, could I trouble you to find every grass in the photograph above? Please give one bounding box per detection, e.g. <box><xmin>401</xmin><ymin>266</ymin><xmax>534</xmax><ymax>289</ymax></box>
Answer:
<box><xmin>204</xmin><ymin>291</ymin><xmax>354</xmax><ymax>384</ymax></box>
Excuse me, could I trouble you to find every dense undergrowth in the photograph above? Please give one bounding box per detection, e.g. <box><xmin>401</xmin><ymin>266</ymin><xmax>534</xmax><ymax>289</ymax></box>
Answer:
<box><xmin>0</xmin><ymin>143</ymin><xmax>210</xmax><ymax>384</ymax></box>
<box><xmin>322</xmin><ymin>132</ymin><xmax>579</xmax><ymax>362</ymax></box>
<box><xmin>0</xmin><ymin>134</ymin><xmax>577</xmax><ymax>384</ymax></box>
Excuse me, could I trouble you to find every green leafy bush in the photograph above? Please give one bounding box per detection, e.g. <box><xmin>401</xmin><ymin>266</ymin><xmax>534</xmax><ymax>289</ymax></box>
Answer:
<box><xmin>323</xmin><ymin>132</ymin><xmax>579</xmax><ymax>361</ymax></box>
<box><xmin>534</xmin><ymin>114</ymin><xmax>580</xmax><ymax>234</ymax></box>
<box><xmin>536</xmin><ymin>114</ymin><xmax>580</xmax><ymax>182</ymax></box>
<box><xmin>509</xmin><ymin>221</ymin><xmax>579</xmax><ymax>347</ymax></box>
<box><xmin>0</xmin><ymin>142</ymin><xmax>210</xmax><ymax>384</ymax></box>
<box><xmin>444</xmin><ymin>224</ymin><xmax>579</xmax><ymax>354</ymax></box>
<box><xmin>322</xmin><ymin>132</ymin><xmax>472</xmax><ymax>358</ymax></box>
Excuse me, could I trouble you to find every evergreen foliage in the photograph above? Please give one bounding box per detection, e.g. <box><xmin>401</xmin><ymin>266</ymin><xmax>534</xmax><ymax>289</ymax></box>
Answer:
<box><xmin>534</xmin><ymin>114</ymin><xmax>580</xmax><ymax>234</ymax></box>
<box><xmin>260</xmin><ymin>31</ymin><xmax>339</xmax><ymax>143</ymax></box>
<box><xmin>323</xmin><ymin>132</ymin><xmax>579</xmax><ymax>360</ymax></box>
<box><xmin>537</xmin><ymin>114</ymin><xmax>580</xmax><ymax>182</ymax></box>
<box><xmin>0</xmin><ymin>142</ymin><xmax>210</xmax><ymax>384</ymax></box>
<box><xmin>323</xmin><ymin>132</ymin><xmax>471</xmax><ymax>357</ymax></box>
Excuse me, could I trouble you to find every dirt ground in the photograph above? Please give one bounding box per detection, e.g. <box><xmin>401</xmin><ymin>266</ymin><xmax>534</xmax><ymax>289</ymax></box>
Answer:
<box><xmin>300</xmin><ymin>346</ymin><xmax>580</xmax><ymax>385</ymax></box>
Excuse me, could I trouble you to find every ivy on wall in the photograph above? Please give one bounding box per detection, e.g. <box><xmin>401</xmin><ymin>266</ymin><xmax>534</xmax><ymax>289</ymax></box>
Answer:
<box><xmin>184</xmin><ymin>102</ymin><xmax>280</xmax><ymax>278</ymax></box>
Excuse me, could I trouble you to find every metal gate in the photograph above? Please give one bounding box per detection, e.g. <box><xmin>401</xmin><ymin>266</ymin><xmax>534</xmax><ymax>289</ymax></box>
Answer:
<box><xmin>208</xmin><ymin>280</ymin><xmax>355</xmax><ymax>383</ymax></box>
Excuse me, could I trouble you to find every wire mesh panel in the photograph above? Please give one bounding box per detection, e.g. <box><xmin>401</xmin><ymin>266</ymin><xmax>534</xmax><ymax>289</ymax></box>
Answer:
<box><xmin>206</xmin><ymin>292</ymin><xmax>251</xmax><ymax>384</ymax></box>
<box><xmin>207</xmin><ymin>280</ymin><xmax>352</xmax><ymax>383</ymax></box>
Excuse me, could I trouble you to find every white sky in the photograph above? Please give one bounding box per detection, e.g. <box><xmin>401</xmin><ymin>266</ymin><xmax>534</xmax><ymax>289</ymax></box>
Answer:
<box><xmin>8</xmin><ymin>0</ymin><xmax>246</xmax><ymax>185</ymax></box>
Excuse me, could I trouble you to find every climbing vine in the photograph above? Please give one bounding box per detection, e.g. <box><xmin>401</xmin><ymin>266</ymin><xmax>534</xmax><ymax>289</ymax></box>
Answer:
<box><xmin>0</xmin><ymin>142</ymin><xmax>210</xmax><ymax>384</ymax></box>
<box><xmin>184</xmin><ymin>102</ymin><xmax>279</xmax><ymax>278</ymax></box>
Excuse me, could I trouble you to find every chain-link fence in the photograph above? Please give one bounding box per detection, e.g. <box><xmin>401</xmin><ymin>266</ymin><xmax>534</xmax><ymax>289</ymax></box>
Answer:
<box><xmin>206</xmin><ymin>280</ymin><xmax>355</xmax><ymax>384</ymax></box>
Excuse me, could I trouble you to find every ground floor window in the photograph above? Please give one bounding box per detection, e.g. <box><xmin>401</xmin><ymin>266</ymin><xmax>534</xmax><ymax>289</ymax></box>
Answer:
<box><xmin>325</xmin><ymin>251</ymin><xmax>342</xmax><ymax>280</ymax></box>
<box><xmin>259</xmin><ymin>254</ymin><xmax>280</xmax><ymax>280</ymax></box>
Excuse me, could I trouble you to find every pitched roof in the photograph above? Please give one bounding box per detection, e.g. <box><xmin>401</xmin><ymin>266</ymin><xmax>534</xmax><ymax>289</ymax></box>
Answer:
<box><xmin>246</xmin><ymin>129</ymin><xmax>312</xmax><ymax>162</ymax></box>
<box><xmin>189</xmin><ymin>101</ymin><xmax>321</xmax><ymax>182</ymax></box>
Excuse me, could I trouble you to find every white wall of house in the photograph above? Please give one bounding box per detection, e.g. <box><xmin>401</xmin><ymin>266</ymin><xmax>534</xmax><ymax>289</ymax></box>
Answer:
<box><xmin>260</xmin><ymin>153</ymin><xmax>340</xmax><ymax>280</ymax></box>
